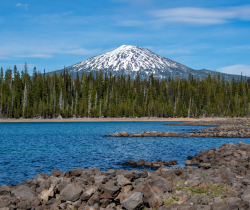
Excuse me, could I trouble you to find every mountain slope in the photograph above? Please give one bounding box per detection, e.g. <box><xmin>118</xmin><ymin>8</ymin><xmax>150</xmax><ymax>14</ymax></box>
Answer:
<box><xmin>53</xmin><ymin>45</ymin><xmax>240</xmax><ymax>80</ymax></box>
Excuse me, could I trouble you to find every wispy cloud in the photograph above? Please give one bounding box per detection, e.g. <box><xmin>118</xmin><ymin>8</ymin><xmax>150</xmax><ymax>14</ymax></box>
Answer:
<box><xmin>233</xmin><ymin>45</ymin><xmax>250</xmax><ymax>50</ymax></box>
<box><xmin>112</xmin><ymin>0</ymin><xmax>153</xmax><ymax>5</ymax></box>
<box><xmin>158</xmin><ymin>49</ymin><xmax>192</xmax><ymax>54</ymax></box>
<box><xmin>149</xmin><ymin>5</ymin><xmax>250</xmax><ymax>26</ymax></box>
<box><xmin>16</xmin><ymin>3</ymin><xmax>28</xmax><ymax>10</ymax></box>
<box><xmin>51</xmin><ymin>48</ymin><xmax>98</xmax><ymax>55</ymax></box>
<box><xmin>27</xmin><ymin>13</ymin><xmax>106</xmax><ymax>26</ymax></box>
<box><xmin>218</xmin><ymin>64</ymin><xmax>250</xmax><ymax>76</ymax></box>
<box><xmin>0</xmin><ymin>44</ymin><xmax>100</xmax><ymax>59</ymax></box>
<box><xmin>14</xmin><ymin>54</ymin><xmax>53</xmax><ymax>58</ymax></box>
<box><xmin>0</xmin><ymin>56</ymin><xmax>10</xmax><ymax>60</ymax></box>
<box><xmin>118</xmin><ymin>20</ymin><xmax>144</xmax><ymax>26</ymax></box>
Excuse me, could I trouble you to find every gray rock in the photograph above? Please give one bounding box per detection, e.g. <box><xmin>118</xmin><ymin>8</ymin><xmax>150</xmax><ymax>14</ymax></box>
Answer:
<box><xmin>241</xmin><ymin>190</ymin><xmax>250</xmax><ymax>202</ymax></box>
<box><xmin>94</xmin><ymin>175</ymin><xmax>106</xmax><ymax>184</ymax></box>
<box><xmin>99</xmin><ymin>185</ymin><xmax>120</xmax><ymax>197</ymax></box>
<box><xmin>51</xmin><ymin>170</ymin><xmax>63</xmax><ymax>177</ymax></box>
<box><xmin>11</xmin><ymin>185</ymin><xmax>35</xmax><ymax>199</ymax></box>
<box><xmin>117</xmin><ymin>175</ymin><xmax>131</xmax><ymax>187</ymax></box>
<box><xmin>149</xmin><ymin>177</ymin><xmax>173</xmax><ymax>193</ymax></box>
<box><xmin>57</xmin><ymin>181</ymin><xmax>69</xmax><ymax>192</ymax></box>
<box><xmin>81</xmin><ymin>185</ymin><xmax>98</xmax><ymax>201</ymax></box>
<box><xmin>144</xmin><ymin>162</ymin><xmax>152</xmax><ymax>168</ymax></box>
<box><xmin>137</xmin><ymin>159</ymin><xmax>145</xmax><ymax>167</ymax></box>
<box><xmin>0</xmin><ymin>186</ymin><xmax>10</xmax><ymax>197</ymax></box>
<box><xmin>141</xmin><ymin>183</ymin><xmax>163</xmax><ymax>208</ymax></box>
<box><xmin>151</xmin><ymin>163</ymin><xmax>161</xmax><ymax>170</ymax></box>
<box><xmin>199</xmin><ymin>163</ymin><xmax>211</xmax><ymax>169</ymax></box>
<box><xmin>121</xmin><ymin>192</ymin><xmax>143</xmax><ymax>210</ymax></box>
<box><xmin>184</xmin><ymin>196</ymin><xmax>199</xmax><ymax>205</ymax></box>
<box><xmin>88</xmin><ymin>194</ymin><xmax>100</xmax><ymax>206</ymax></box>
<box><xmin>60</xmin><ymin>182</ymin><xmax>83</xmax><ymax>202</ymax></box>
<box><xmin>66</xmin><ymin>168</ymin><xmax>84</xmax><ymax>177</ymax></box>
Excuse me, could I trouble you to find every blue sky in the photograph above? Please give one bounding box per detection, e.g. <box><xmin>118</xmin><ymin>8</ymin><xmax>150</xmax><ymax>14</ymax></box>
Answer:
<box><xmin>1</xmin><ymin>0</ymin><xmax>250</xmax><ymax>76</ymax></box>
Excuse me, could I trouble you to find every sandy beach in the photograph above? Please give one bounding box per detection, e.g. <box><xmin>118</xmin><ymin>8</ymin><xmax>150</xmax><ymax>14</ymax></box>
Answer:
<box><xmin>0</xmin><ymin>117</ymin><xmax>228</xmax><ymax>123</ymax></box>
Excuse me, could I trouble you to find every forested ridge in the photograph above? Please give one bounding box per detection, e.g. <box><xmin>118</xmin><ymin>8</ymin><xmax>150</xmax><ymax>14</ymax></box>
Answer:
<box><xmin>0</xmin><ymin>64</ymin><xmax>250</xmax><ymax>118</ymax></box>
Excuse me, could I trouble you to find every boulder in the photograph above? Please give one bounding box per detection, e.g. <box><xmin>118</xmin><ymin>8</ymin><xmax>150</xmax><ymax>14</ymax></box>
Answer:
<box><xmin>0</xmin><ymin>186</ymin><xmax>10</xmax><ymax>197</ymax></box>
<box><xmin>57</xmin><ymin>181</ymin><xmax>69</xmax><ymax>192</ymax></box>
<box><xmin>50</xmin><ymin>170</ymin><xmax>63</xmax><ymax>177</ymax></box>
<box><xmin>138</xmin><ymin>170</ymin><xmax>148</xmax><ymax>178</ymax></box>
<box><xmin>151</xmin><ymin>163</ymin><xmax>161</xmax><ymax>170</ymax></box>
<box><xmin>65</xmin><ymin>168</ymin><xmax>84</xmax><ymax>177</ymax></box>
<box><xmin>174</xmin><ymin>169</ymin><xmax>182</xmax><ymax>176</ymax></box>
<box><xmin>122</xmin><ymin>185</ymin><xmax>132</xmax><ymax>193</ymax></box>
<box><xmin>39</xmin><ymin>184</ymin><xmax>55</xmax><ymax>202</ymax></box>
<box><xmin>137</xmin><ymin>159</ymin><xmax>145</xmax><ymax>167</ymax></box>
<box><xmin>117</xmin><ymin>175</ymin><xmax>131</xmax><ymax>187</ymax></box>
<box><xmin>163</xmin><ymin>161</ymin><xmax>170</xmax><ymax>166</ymax></box>
<box><xmin>60</xmin><ymin>182</ymin><xmax>83</xmax><ymax>202</ymax></box>
<box><xmin>99</xmin><ymin>185</ymin><xmax>120</xmax><ymax>197</ymax></box>
<box><xmin>94</xmin><ymin>175</ymin><xmax>106</xmax><ymax>184</ymax></box>
<box><xmin>149</xmin><ymin>177</ymin><xmax>173</xmax><ymax>194</ymax></box>
<box><xmin>241</xmin><ymin>190</ymin><xmax>250</xmax><ymax>202</ymax></box>
<box><xmin>81</xmin><ymin>186</ymin><xmax>98</xmax><ymax>201</ymax></box>
<box><xmin>141</xmin><ymin>183</ymin><xmax>163</xmax><ymax>208</ymax></box>
<box><xmin>199</xmin><ymin>163</ymin><xmax>211</xmax><ymax>169</ymax></box>
<box><xmin>88</xmin><ymin>194</ymin><xmax>100</xmax><ymax>206</ymax></box>
<box><xmin>11</xmin><ymin>185</ymin><xmax>35</xmax><ymax>199</ymax></box>
<box><xmin>123</xmin><ymin>160</ymin><xmax>137</xmax><ymax>167</ymax></box>
<box><xmin>121</xmin><ymin>192</ymin><xmax>143</xmax><ymax>210</ymax></box>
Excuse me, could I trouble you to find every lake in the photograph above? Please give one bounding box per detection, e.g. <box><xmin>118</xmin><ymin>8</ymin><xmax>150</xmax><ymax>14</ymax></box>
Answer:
<box><xmin>0</xmin><ymin>121</ymin><xmax>249</xmax><ymax>186</ymax></box>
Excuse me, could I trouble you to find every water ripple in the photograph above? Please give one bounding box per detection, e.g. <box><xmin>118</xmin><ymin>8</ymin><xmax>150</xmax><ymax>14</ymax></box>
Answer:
<box><xmin>0</xmin><ymin>122</ymin><xmax>250</xmax><ymax>185</ymax></box>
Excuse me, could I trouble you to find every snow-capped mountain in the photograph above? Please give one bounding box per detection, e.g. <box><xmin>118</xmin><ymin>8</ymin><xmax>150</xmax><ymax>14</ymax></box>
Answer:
<box><xmin>54</xmin><ymin>45</ymin><xmax>239</xmax><ymax>80</ymax></box>
<box><xmin>72</xmin><ymin>45</ymin><xmax>188</xmax><ymax>73</ymax></box>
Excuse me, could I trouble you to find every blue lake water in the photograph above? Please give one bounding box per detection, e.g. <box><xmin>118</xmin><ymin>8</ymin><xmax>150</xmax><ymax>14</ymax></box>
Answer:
<box><xmin>0</xmin><ymin>121</ymin><xmax>250</xmax><ymax>186</ymax></box>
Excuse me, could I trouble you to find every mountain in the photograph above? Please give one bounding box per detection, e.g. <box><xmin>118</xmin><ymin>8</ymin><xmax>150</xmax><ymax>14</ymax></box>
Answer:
<box><xmin>52</xmin><ymin>45</ymin><xmax>240</xmax><ymax>80</ymax></box>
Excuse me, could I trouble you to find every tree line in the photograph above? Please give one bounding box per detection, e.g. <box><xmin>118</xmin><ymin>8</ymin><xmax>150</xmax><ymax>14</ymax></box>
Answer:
<box><xmin>0</xmin><ymin>64</ymin><xmax>250</xmax><ymax>118</ymax></box>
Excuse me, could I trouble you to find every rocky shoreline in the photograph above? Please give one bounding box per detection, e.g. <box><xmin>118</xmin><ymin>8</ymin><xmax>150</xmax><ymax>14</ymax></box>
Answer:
<box><xmin>1</xmin><ymin>141</ymin><xmax>250</xmax><ymax>210</ymax></box>
<box><xmin>123</xmin><ymin>159</ymin><xmax>177</xmax><ymax>170</ymax></box>
<box><xmin>106</xmin><ymin>119</ymin><xmax>250</xmax><ymax>138</ymax></box>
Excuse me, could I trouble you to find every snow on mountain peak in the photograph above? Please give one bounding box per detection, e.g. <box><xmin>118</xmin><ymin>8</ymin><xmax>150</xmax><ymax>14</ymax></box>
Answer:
<box><xmin>72</xmin><ymin>45</ymin><xmax>187</xmax><ymax>72</ymax></box>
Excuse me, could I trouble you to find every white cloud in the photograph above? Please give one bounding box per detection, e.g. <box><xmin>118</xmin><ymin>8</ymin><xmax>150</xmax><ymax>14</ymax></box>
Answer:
<box><xmin>0</xmin><ymin>43</ymin><xmax>100</xmax><ymax>59</ymax></box>
<box><xmin>14</xmin><ymin>54</ymin><xmax>53</xmax><ymax>58</ymax></box>
<box><xmin>218</xmin><ymin>64</ymin><xmax>250</xmax><ymax>76</ymax></box>
<box><xmin>0</xmin><ymin>56</ymin><xmax>10</xmax><ymax>60</ymax></box>
<box><xmin>53</xmin><ymin>48</ymin><xmax>97</xmax><ymax>55</ymax></box>
<box><xmin>158</xmin><ymin>49</ymin><xmax>192</xmax><ymax>54</ymax></box>
<box><xmin>149</xmin><ymin>5</ymin><xmax>250</xmax><ymax>26</ymax></box>
<box><xmin>118</xmin><ymin>20</ymin><xmax>144</xmax><ymax>26</ymax></box>
<box><xmin>16</xmin><ymin>3</ymin><xmax>28</xmax><ymax>10</ymax></box>
<box><xmin>112</xmin><ymin>0</ymin><xmax>153</xmax><ymax>5</ymax></box>
<box><xmin>233</xmin><ymin>45</ymin><xmax>250</xmax><ymax>50</ymax></box>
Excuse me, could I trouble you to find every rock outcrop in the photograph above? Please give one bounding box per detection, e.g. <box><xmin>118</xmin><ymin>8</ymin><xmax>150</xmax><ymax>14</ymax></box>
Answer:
<box><xmin>123</xmin><ymin>159</ymin><xmax>177</xmax><ymax>170</ymax></box>
<box><xmin>106</xmin><ymin>118</ymin><xmax>250</xmax><ymax>138</ymax></box>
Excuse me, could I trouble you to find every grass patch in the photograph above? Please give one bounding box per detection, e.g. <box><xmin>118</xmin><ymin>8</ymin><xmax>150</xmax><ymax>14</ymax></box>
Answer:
<box><xmin>164</xmin><ymin>198</ymin><xmax>174</xmax><ymax>205</ymax></box>
<box><xmin>183</xmin><ymin>183</ymin><xmax>230</xmax><ymax>197</ymax></box>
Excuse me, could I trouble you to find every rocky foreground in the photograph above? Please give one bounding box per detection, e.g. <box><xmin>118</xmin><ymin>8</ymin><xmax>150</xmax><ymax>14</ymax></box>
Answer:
<box><xmin>106</xmin><ymin>118</ymin><xmax>250</xmax><ymax>138</ymax></box>
<box><xmin>1</xmin><ymin>141</ymin><xmax>250</xmax><ymax>209</ymax></box>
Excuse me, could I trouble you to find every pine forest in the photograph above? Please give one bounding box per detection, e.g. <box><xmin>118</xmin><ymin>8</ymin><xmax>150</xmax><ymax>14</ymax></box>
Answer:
<box><xmin>0</xmin><ymin>64</ymin><xmax>250</xmax><ymax>119</ymax></box>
